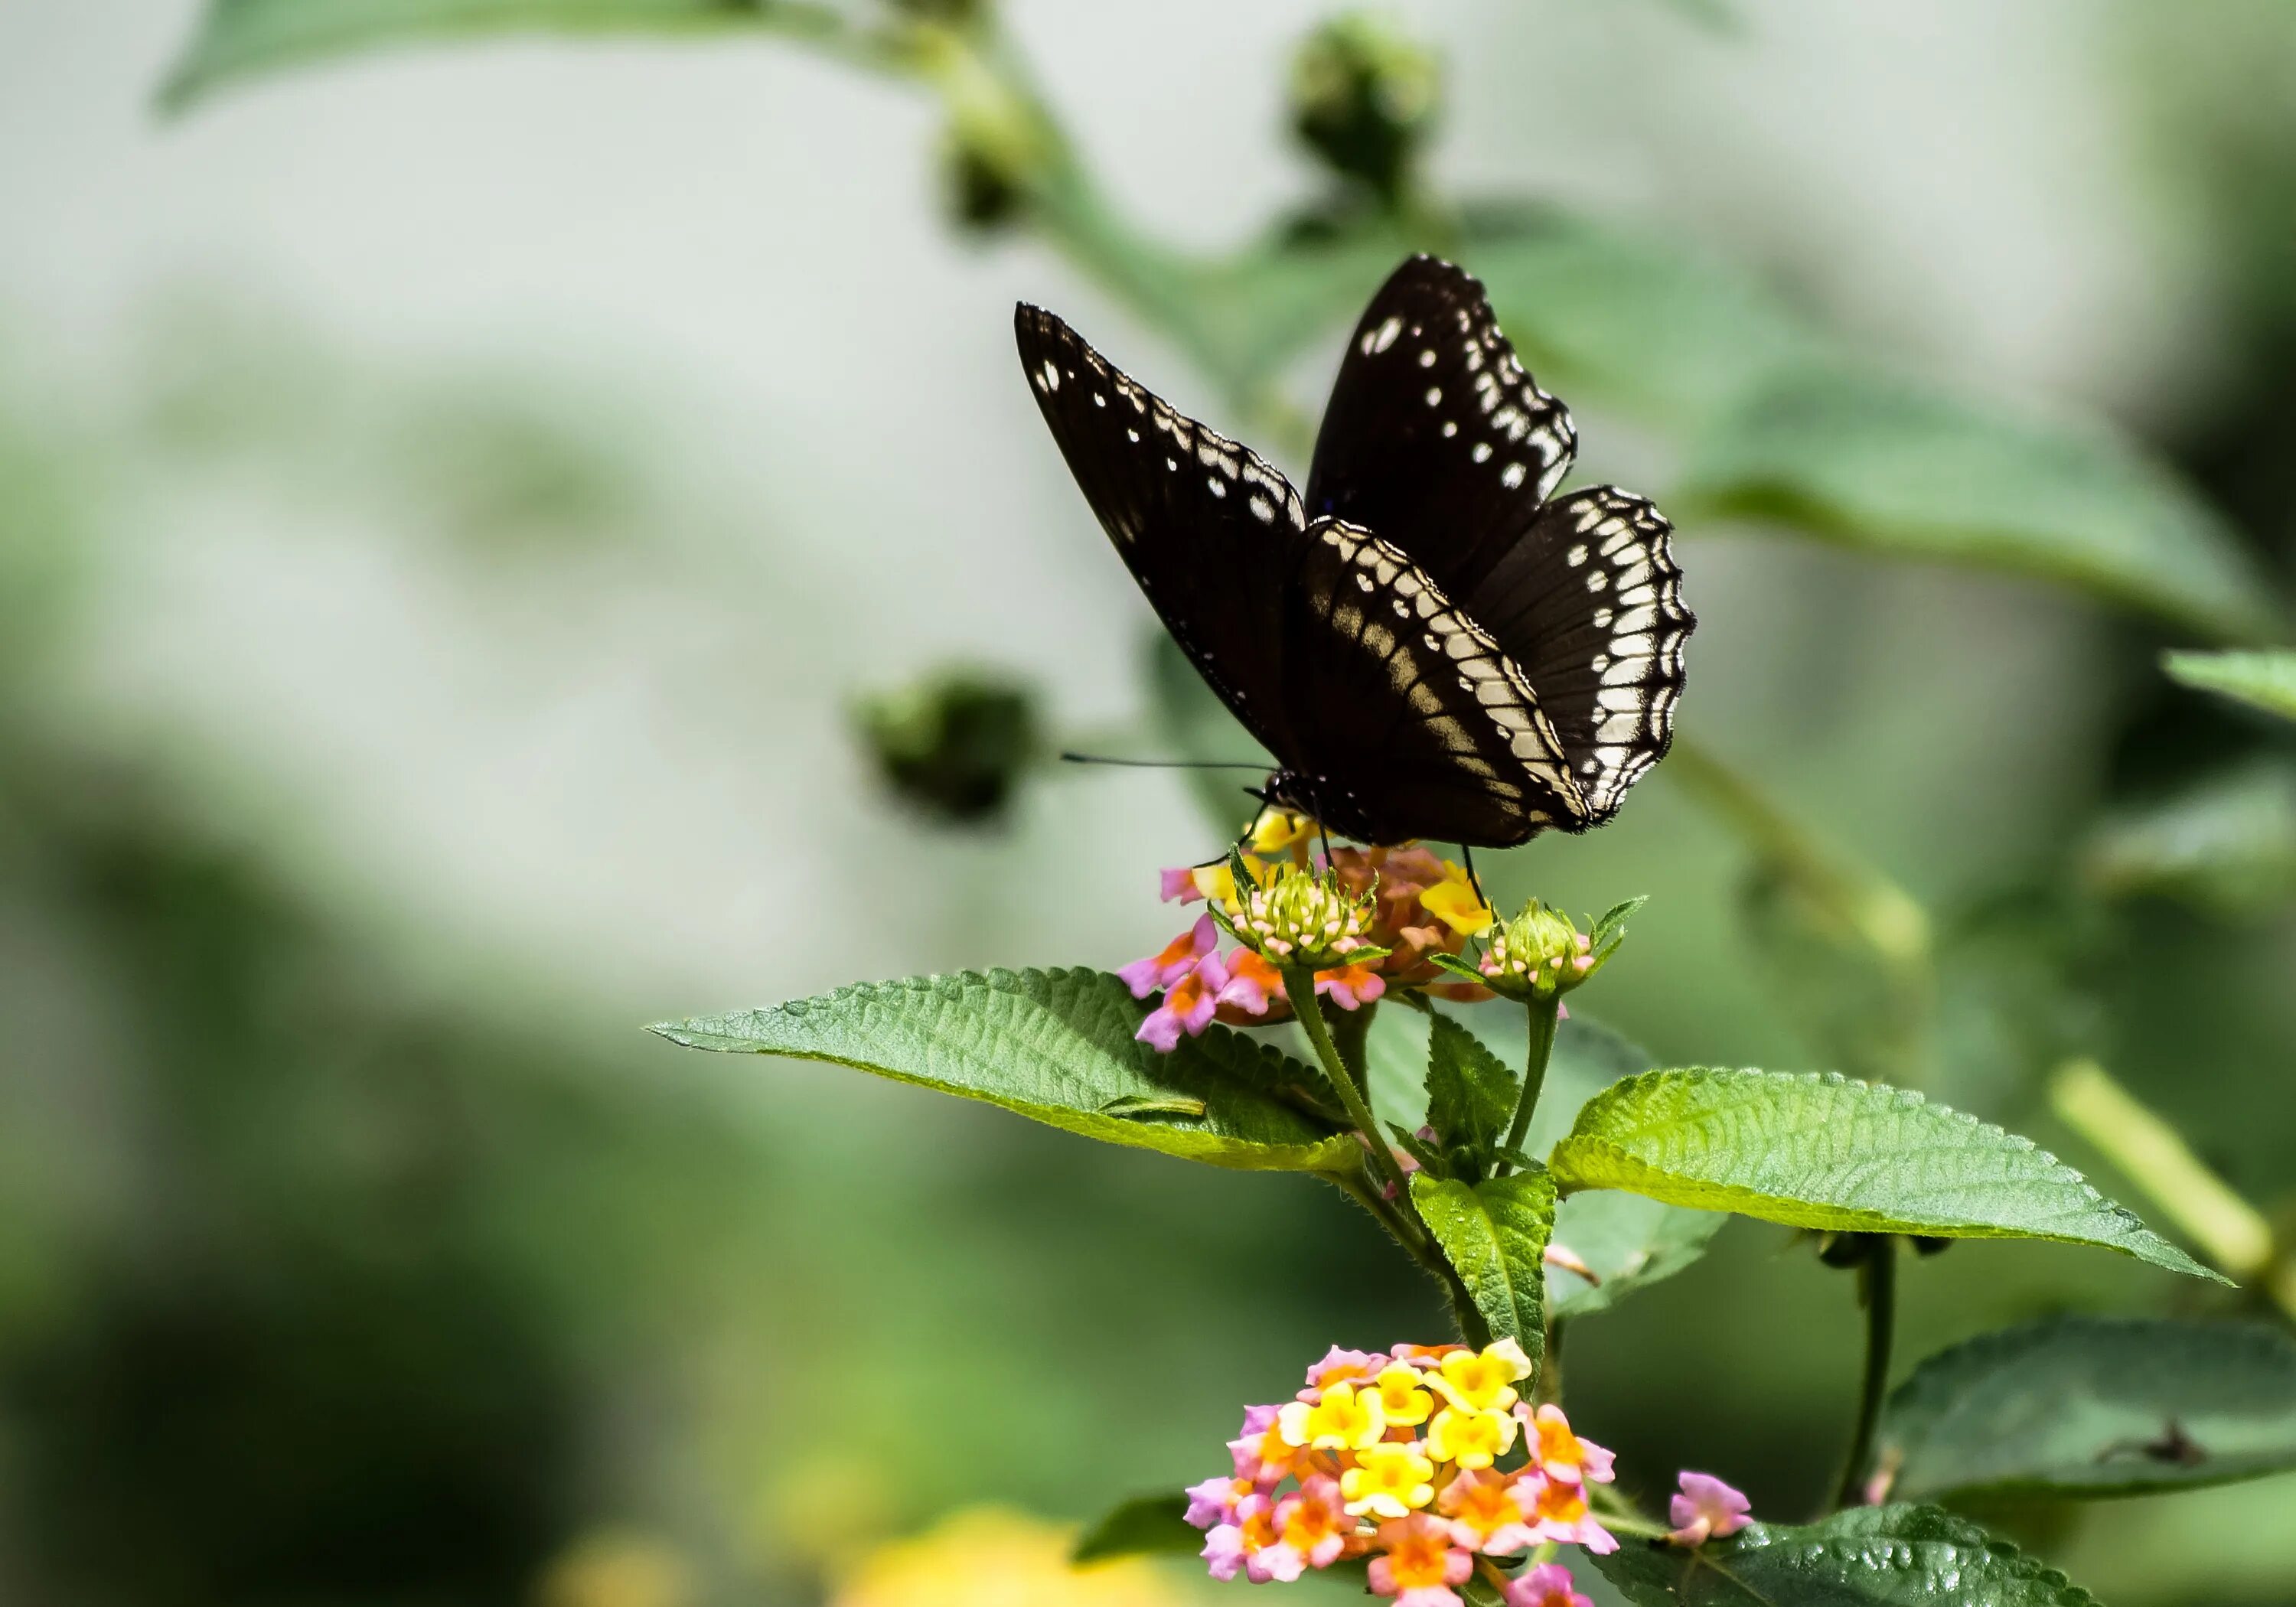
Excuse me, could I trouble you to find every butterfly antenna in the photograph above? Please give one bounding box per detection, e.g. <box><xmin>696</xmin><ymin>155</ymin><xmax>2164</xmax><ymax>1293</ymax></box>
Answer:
<box><xmin>1461</xmin><ymin>845</ymin><xmax>1493</xmax><ymax>921</ymax></box>
<box><xmin>1058</xmin><ymin>751</ymin><xmax>1268</xmax><ymax>771</ymax></box>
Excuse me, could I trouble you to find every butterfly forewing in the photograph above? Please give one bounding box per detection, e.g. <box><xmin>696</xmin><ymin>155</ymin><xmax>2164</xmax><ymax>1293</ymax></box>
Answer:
<box><xmin>1453</xmin><ymin>488</ymin><xmax>1692</xmax><ymax>824</ymax></box>
<box><xmin>1306</xmin><ymin>255</ymin><xmax>1576</xmax><ymax>594</ymax></box>
<box><xmin>1016</xmin><ymin>305</ymin><xmax>1311</xmax><ymax>765</ymax></box>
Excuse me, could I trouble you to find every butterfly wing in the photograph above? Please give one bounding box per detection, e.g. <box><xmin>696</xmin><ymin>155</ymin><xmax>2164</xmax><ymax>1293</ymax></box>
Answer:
<box><xmin>1305</xmin><ymin>254</ymin><xmax>1576</xmax><ymax>595</ymax></box>
<box><xmin>1309</xmin><ymin>255</ymin><xmax>1691</xmax><ymax>830</ymax></box>
<box><xmin>1273</xmin><ymin>519</ymin><xmax>1587</xmax><ymax>847</ymax></box>
<box><xmin>1452</xmin><ymin>488</ymin><xmax>1693</xmax><ymax>826</ymax></box>
<box><xmin>1016</xmin><ymin>304</ymin><xmax>1313</xmax><ymax>765</ymax></box>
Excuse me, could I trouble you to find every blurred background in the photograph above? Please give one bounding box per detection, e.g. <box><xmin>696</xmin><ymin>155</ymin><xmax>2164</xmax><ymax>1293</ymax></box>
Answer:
<box><xmin>2</xmin><ymin>2</ymin><xmax>2293</xmax><ymax>1603</ymax></box>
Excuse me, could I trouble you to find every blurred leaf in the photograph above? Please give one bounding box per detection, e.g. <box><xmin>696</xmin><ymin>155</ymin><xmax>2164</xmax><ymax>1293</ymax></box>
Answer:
<box><xmin>2081</xmin><ymin>758</ymin><xmax>2296</xmax><ymax>918</ymax></box>
<box><xmin>1424</xmin><ymin>1013</ymin><xmax>1514</xmax><ymax>1168</ymax></box>
<box><xmin>1544</xmin><ymin>1188</ymin><xmax>1724</xmax><ymax>1322</ymax></box>
<box><xmin>1548</xmin><ymin>1068</ymin><xmax>2223</xmax><ymax>1279</ymax></box>
<box><xmin>2164</xmin><ymin>648</ymin><xmax>2296</xmax><ymax>722</ymax></box>
<box><xmin>653</xmin><ymin>968</ymin><xmax>1358</xmax><ymax>1172</ymax></box>
<box><xmin>1880</xmin><ymin>1315</ymin><xmax>2296</xmax><ymax>1502</ymax></box>
<box><xmin>1410</xmin><ymin>1168</ymin><xmax>1554</xmax><ymax>1354</ymax></box>
<box><xmin>1071</xmin><ymin>1493</ymin><xmax>1199</xmax><ymax>1563</ymax></box>
<box><xmin>1594</xmin><ymin>1504</ymin><xmax>2099</xmax><ymax>1607</ymax></box>
<box><xmin>160</xmin><ymin>0</ymin><xmax>833</xmax><ymax>112</ymax></box>
<box><xmin>1678</xmin><ymin>363</ymin><xmax>2286</xmax><ymax>644</ymax></box>
<box><xmin>1464</xmin><ymin>210</ymin><xmax>1820</xmax><ymax>426</ymax></box>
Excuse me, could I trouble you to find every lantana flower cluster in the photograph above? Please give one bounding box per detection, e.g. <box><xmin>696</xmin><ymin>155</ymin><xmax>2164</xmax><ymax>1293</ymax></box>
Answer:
<box><xmin>1120</xmin><ymin>812</ymin><xmax>1496</xmax><ymax>1051</ymax></box>
<box><xmin>1187</xmin><ymin>1340</ymin><xmax>1753</xmax><ymax>1606</ymax></box>
<box><xmin>1186</xmin><ymin>1339</ymin><xmax>1614</xmax><ymax>1606</ymax></box>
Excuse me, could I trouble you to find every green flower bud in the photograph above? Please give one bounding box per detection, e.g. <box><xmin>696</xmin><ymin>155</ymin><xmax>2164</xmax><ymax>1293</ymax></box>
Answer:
<box><xmin>1476</xmin><ymin>896</ymin><xmax>1642</xmax><ymax>1003</ymax></box>
<box><xmin>1287</xmin><ymin>13</ymin><xmax>1441</xmax><ymax>208</ymax></box>
<box><xmin>1228</xmin><ymin>863</ymin><xmax>1388</xmax><ymax>973</ymax></box>
<box><xmin>854</xmin><ymin>667</ymin><xmax>1040</xmax><ymax>826</ymax></box>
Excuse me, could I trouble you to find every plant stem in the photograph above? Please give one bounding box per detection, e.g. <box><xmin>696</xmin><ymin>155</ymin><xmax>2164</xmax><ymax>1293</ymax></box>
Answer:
<box><xmin>1287</xmin><ymin>966</ymin><xmax>1412</xmax><ymax>1204</ymax></box>
<box><xmin>1828</xmin><ymin>1236</ymin><xmax>1898</xmax><ymax>1512</ymax></box>
<box><xmin>1502</xmin><ymin>995</ymin><xmax>1561</xmax><ymax>1159</ymax></box>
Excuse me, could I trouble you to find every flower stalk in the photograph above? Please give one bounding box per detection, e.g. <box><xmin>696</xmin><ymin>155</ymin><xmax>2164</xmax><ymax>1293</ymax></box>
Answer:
<box><xmin>1828</xmin><ymin>1234</ymin><xmax>1897</xmax><ymax>1513</ymax></box>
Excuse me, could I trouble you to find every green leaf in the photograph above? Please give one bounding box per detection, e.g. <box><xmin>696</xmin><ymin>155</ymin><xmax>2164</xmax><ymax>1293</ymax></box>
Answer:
<box><xmin>2082</xmin><ymin>758</ymin><xmax>2296</xmax><ymax>918</ymax></box>
<box><xmin>1880</xmin><ymin>1315</ymin><xmax>2296</xmax><ymax>1501</ymax></box>
<box><xmin>1678</xmin><ymin>363</ymin><xmax>2285</xmax><ymax>644</ymax></box>
<box><xmin>652</xmin><ymin>966</ymin><xmax>1358</xmax><ymax>1172</ymax></box>
<box><xmin>1594</xmin><ymin>1504</ymin><xmax>2099</xmax><ymax>1607</ymax></box>
<box><xmin>1548</xmin><ymin>1068</ymin><xmax>2223</xmax><ymax>1279</ymax></box>
<box><xmin>161</xmin><ymin>0</ymin><xmax>813</xmax><ymax>112</ymax></box>
<box><xmin>1368</xmin><ymin>1009</ymin><xmax>1724</xmax><ymax>1319</ymax></box>
<box><xmin>1409</xmin><ymin>1167</ymin><xmax>1554</xmax><ymax>1354</ymax></box>
<box><xmin>1071</xmin><ymin>1492</ymin><xmax>1201</xmax><ymax>1563</ymax></box>
<box><xmin>1424</xmin><ymin>1013</ymin><xmax>1514</xmax><ymax>1164</ymax></box>
<box><xmin>2164</xmin><ymin>648</ymin><xmax>2296</xmax><ymax>722</ymax></box>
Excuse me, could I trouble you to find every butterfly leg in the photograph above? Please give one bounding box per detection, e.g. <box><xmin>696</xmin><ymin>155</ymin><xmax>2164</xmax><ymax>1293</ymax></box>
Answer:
<box><xmin>1460</xmin><ymin>844</ymin><xmax>1494</xmax><ymax>922</ymax></box>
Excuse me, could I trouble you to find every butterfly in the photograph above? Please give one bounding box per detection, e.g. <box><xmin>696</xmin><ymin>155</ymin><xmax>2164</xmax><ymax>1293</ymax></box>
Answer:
<box><xmin>1016</xmin><ymin>253</ymin><xmax>1692</xmax><ymax>849</ymax></box>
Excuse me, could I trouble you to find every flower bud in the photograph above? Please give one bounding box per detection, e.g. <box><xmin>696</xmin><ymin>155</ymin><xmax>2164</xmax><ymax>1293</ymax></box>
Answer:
<box><xmin>1478</xmin><ymin>898</ymin><xmax>1638</xmax><ymax>1003</ymax></box>
<box><xmin>1228</xmin><ymin>864</ymin><xmax>1388</xmax><ymax>973</ymax></box>
<box><xmin>853</xmin><ymin>667</ymin><xmax>1039</xmax><ymax>825</ymax></box>
<box><xmin>1287</xmin><ymin>13</ymin><xmax>1441</xmax><ymax>208</ymax></box>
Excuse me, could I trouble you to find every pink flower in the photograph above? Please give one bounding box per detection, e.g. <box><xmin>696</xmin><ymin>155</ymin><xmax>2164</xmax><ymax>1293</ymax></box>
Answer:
<box><xmin>1118</xmin><ymin>914</ymin><xmax>1218</xmax><ymax>998</ymax></box>
<box><xmin>1367</xmin><ymin>1513</ymin><xmax>1473</xmax><ymax>1607</ymax></box>
<box><xmin>1435</xmin><ymin>1467</ymin><xmax>1538</xmax><ymax>1555</ymax></box>
<box><xmin>1186</xmin><ymin>1472</ymin><xmax>1254</xmax><ymax>1529</ymax></box>
<box><xmin>1136</xmin><ymin>948</ymin><xmax>1229</xmax><ymax>1051</ymax></box>
<box><xmin>1301</xmin><ymin>1345</ymin><xmax>1389</xmax><ymax>1398</ymax></box>
<box><xmin>1315</xmin><ymin>961</ymin><xmax>1387</xmax><ymax>1010</ymax></box>
<box><xmin>1202</xmin><ymin>1493</ymin><xmax>1301</xmax><ymax>1583</ymax></box>
<box><xmin>1217</xmin><ymin>948</ymin><xmax>1285</xmax><ymax>1018</ymax></box>
<box><xmin>1230</xmin><ymin>1404</ymin><xmax>1309</xmax><ymax>1488</ymax></box>
<box><xmin>1518</xmin><ymin>1471</ymin><xmax>1617</xmax><ymax>1554</ymax></box>
<box><xmin>1274</xmin><ymin>1475</ymin><xmax>1352</xmax><ymax>1570</ymax></box>
<box><xmin>1505</xmin><ymin>1561</ymin><xmax>1595</xmax><ymax>1607</ymax></box>
<box><xmin>1668</xmin><ymin>1471</ymin><xmax>1752</xmax><ymax>1547</ymax></box>
<box><xmin>1160</xmin><ymin>865</ymin><xmax>1205</xmax><ymax>902</ymax></box>
<box><xmin>1522</xmin><ymin>1403</ymin><xmax>1616</xmax><ymax>1486</ymax></box>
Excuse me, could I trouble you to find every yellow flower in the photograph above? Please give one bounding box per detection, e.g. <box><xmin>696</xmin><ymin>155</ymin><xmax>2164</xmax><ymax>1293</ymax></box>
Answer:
<box><xmin>538</xmin><ymin>1531</ymin><xmax>690</xmax><ymax>1607</ymax></box>
<box><xmin>1435</xmin><ymin>1338</ymin><xmax>1531</xmax><ymax>1413</ymax></box>
<box><xmin>1339</xmin><ymin>1441</ymin><xmax>1438</xmax><ymax>1518</ymax></box>
<box><xmin>1425</xmin><ymin>1404</ymin><xmax>1516</xmax><ymax>1471</ymax></box>
<box><xmin>1246</xmin><ymin>807</ymin><xmax>1318</xmax><ymax>855</ymax></box>
<box><xmin>1277</xmin><ymin>1380</ymin><xmax>1387</xmax><ymax>1451</ymax></box>
<box><xmin>1186</xmin><ymin>854</ymin><xmax>1270</xmax><ymax>909</ymax></box>
<box><xmin>1418</xmin><ymin>862</ymin><xmax>1494</xmax><ymax>937</ymax></box>
<box><xmin>1369</xmin><ymin>1364</ymin><xmax>1435</xmax><ymax>1428</ymax></box>
<box><xmin>831</xmin><ymin>1508</ymin><xmax>1182</xmax><ymax>1607</ymax></box>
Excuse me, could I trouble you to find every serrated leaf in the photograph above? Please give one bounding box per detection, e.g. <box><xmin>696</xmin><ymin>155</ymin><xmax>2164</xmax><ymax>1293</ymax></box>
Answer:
<box><xmin>1424</xmin><ymin>1013</ymin><xmax>1515</xmax><ymax>1164</ymax></box>
<box><xmin>1410</xmin><ymin>1168</ymin><xmax>1554</xmax><ymax>1354</ymax></box>
<box><xmin>1880</xmin><ymin>1315</ymin><xmax>2296</xmax><ymax>1501</ymax></box>
<box><xmin>2082</xmin><ymin>758</ymin><xmax>2296</xmax><ymax>918</ymax></box>
<box><xmin>1071</xmin><ymin>1492</ymin><xmax>1201</xmax><ymax>1563</ymax></box>
<box><xmin>1678</xmin><ymin>363</ymin><xmax>2285</xmax><ymax>644</ymax></box>
<box><xmin>1368</xmin><ymin>1010</ymin><xmax>1724</xmax><ymax>1319</ymax></box>
<box><xmin>161</xmin><ymin>0</ymin><xmax>806</xmax><ymax>112</ymax></box>
<box><xmin>2164</xmin><ymin>649</ymin><xmax>2296</xmax><ymax>721</ymax></box>
<box><xmin>653</xmin><ymin>967</ymin><xmax>1358</xmax><ymax>1172</ymax></box>
<box><xmin>1594</xmin><ymin>1504</ymin><xmax>2100</xmax><ymax>1607</ymax></box>
<box><xmin>1548</xmin><ymin>1068</ymin><xmax>2223</xmax><ymax>1279</ymax></box>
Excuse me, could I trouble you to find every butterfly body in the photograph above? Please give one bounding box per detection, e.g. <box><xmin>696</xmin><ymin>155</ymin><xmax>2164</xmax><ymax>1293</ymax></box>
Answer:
<box><xmin>1017</xmin><ymin>255</ymin><xmax>1692</xmax><ymax>849</ymax></box>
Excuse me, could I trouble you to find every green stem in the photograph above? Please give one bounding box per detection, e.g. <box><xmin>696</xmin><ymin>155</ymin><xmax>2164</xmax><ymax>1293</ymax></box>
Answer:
<box><xmin>1503</xmin><ymin>995</ymin><xmax>1561</xmax><ymax>1159</ymax></box>
<box><xmin>1287</xmin><ymin>966</ymin><xmax>1411</xmax><ymax>1204</ymax></box>
<box><xmin>1829</xmin><ymin>1237</ymin><xmax>1898</xmax><ymax>1512</ymax></box>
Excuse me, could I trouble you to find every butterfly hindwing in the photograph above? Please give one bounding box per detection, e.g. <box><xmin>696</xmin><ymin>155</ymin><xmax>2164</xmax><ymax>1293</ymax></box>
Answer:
<box><xmin>1306</xmin><ymin>255</ymin><xmax>1576</xmax><ymax>593</ymax></box>
<box><xmin>1016</xmin><ymin>304</ymin><xmax>1312</xmax><ymax>764</ymax></box>
<box><xmin>1280</xmin><ymin>519</ymin><xmax>1587</xmax><ymax>846</ymax></box>
<box><xmin>1453</xmin><ymin>488</ymin><xmax>1692</xmax><ymax>825</ymax></box>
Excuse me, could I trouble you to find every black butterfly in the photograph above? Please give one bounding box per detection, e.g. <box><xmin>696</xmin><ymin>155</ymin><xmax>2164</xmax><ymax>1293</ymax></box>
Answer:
<box><xmin>1016</xmin><ymin>254</ymin><xmax>1692</xmax><ymax>849</ymax></box>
